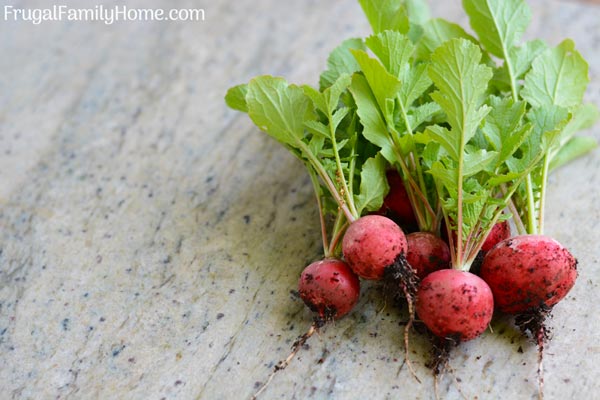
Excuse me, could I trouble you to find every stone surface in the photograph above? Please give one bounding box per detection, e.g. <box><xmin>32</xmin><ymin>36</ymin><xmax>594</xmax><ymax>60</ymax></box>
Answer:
<box><xmin>0</xmin><ymin>0</ymin><xmax>598</xmax><ymax>399</ymax></box>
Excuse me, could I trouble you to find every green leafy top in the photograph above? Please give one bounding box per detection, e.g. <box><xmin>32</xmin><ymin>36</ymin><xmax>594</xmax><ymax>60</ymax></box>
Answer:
<box><xmin>461</xmin><ymin>0</ymin><xmax>598</xmax><ymax>236</ymax></box>
<box><xmin>225</xmin><ymin>74</ymin><xmax>388</xmax><ymax>258</ymax></box>
<box><xmin>319</xmin><ymin>38</ymin><xmax>366</xmax><ymax>90</ymax></box>
<box><xmin>425</xmin><ymin>39</ymin><xmax>496</xmax><ymax>269</ymax></box>
<box><xmin>423</xmin><ymin>38</ymin><xmax>562</xmax><ymax>269</ymax></box>
<box><xmin>463</xmin><ymin>0</ymin><xmax>531</xmax><ymax>98</ymax></box>
<box><xmin>521</xmin><ymin>39</ymin><xmax>590</xmax><ymax>109</ymax></box>
<box><xmin>225</xmin><ymin>0</ymin><xmax>598</xmax><ymax>265</ymax></box>
<box><xmin>358</xmin><ymin>0</ymin><xmax>410</xmax><ymax>34</ymax></box>
<box><xmin>463</xmin><ymin>0</ymin><xmax>531</xmax><ymax>59</ymax></box>
<box><xmin>348</xmin><ymin>29</ymin><xmax>443</xmax><ymax>233</ymax></box>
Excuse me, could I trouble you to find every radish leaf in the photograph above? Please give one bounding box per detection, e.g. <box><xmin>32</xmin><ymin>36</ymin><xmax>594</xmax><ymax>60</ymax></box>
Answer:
<box><xmin>463</xmin><ymin>0</ymin><xmax>531</xmax><ymax>97</ymax></box>
<box><xmin>415</xmin><ymin>18</ymin><xmax>478</xmax><ymax>61</ymax></box>
<box><xmin>463</xmin><ymin>0</ymin><xmax>531</xmax><ymax>59</ymax></box>
<box><xmin>358</xmin><ymin>0</ymin><xmax>410</xmax><ymax>34</ymax></box>
<box><xmin>320</xmin><ymin>38</ymin><xmax>366</xmax><ymax>90</ymax></box>
<box><xmin>427</xmin><ymin>39</ymin><xmax>492</xmax><ymax>151</ymax></box>
<box><xmin>355</xmin><ymin>154</ymin><xmax>389</xmax><ymax>214</ymax></box>
<box><xmin>247</xmin><ymin>76</ymin><xmax>310</xmax><ymax>147</ymax></box>
<box><xmin>225</xmin><ymin>84</ymin><xmax>248</xmax><ymax>113</ymax></box>
<box><xmin>550</xmin><ymin>136</ymin><xmax>598</xmax><ymax>171</ymax></box>
<box><xmin>480</xmin><ymin>96</ymin><xmax>533</xmax><ymax>166</ymax></box>
<box><xmin>349</xmin><ymin>73</ymin><xmax>396</xmax><ymax>163</ymax></box>
<box><xmin>351</xmin><ymin>49</ymin><xmax>402</xmax><ymax>121</ymax></box>
<box><xmin>365</xmin><ymin>31</ymin><xmax>413</xmax><ymax>79</ymax></box>
<box><xmin>522</xmin><ymin>39</ymin><xmax>590</xmax><ymax>109</ymax></box>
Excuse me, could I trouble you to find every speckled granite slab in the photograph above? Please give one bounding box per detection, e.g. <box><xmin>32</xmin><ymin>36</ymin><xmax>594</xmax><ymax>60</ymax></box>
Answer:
<box><xmin>0</xmin><ymin>0</ymin><xmax>598</xmax><ymax>399</ymax></box>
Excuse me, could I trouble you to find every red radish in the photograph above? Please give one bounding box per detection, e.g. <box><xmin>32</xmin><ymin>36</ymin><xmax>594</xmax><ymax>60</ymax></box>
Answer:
<box><xmin>378</xmin><ymin>170</ymin><xmax>418</xmax><ymax>229</ymax></box>
<box><xmin>253</xmin><ymin>259</ymin><xmax>360</xmax><ymax>399</ymax></box>
<box><xmin>480</xmin><ymin>235</ymin><xmax>577</xmax><ymax>314</ymax></box>
<box><xmin>480</xmin><ymin>235</ymin><xmax>578</xmax><ymax>398</ymax></box>
<box><xmin>342</xmin><ymin>215</ymin><xmax>408</xmax><ymax>280</ymax></box>
<box><xmin>342</xmin><ymin>215</ymin><xmax>420</xmax><ymax>380</ymax></box>
<box><xmin>406</xmin><ymin>232</ymin><xmax>450</xmax><ymax>279</ymax></box>
<box><xmin>298</xmin><ymin>259</ymin><xmax>360</xmax><ymax>320</ymax></box>
<box><xmin>481</xmin><ymin>221</ymin><xmax>511</xmax><ymax>252</ymax></box>
<box><xmin>416</xmin><ymin>269</ymin><xmax>494</xmax><ymax>341</ymax></box>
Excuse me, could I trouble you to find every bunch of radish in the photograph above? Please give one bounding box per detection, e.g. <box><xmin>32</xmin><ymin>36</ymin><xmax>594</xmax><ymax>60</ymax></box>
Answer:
<box><xmin>226</xmin><ymin>0</ymin><xmax>597</xmax><ymax>398</ymax></box>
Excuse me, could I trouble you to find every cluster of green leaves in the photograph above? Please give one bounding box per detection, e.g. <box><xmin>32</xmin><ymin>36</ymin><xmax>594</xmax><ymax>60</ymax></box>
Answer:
<box><xmin>461</xmin><ymin>0</ymin><xmax>599</xmax><ymax>236</ymax></box>
<box><xmin>351</xmin><ymin>0</ymin><xmax>597</xmax><ymax>269</ymax></box>
<box><xmin>349</xmin><ymin>30</ymin><xmax>442</xmax><ymax>233</ymax></box>
<box><xmin>225</xmin><ymin>0</ymin><xmax>597</xmax><ymax>268</ymax></box>
<box><xmin>226</xmin><ymin>73</ymin><xmax>389</xmax><ymax>257</ymax></box>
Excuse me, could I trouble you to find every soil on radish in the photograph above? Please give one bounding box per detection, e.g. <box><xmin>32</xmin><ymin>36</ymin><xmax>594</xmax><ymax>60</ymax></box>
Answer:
<box><xmin>427</xmin><ymin>335</ymin><xmax>460</xmax><ymax>376</ymax></box>
<box><xmin>300</xmin><ymin>273</ymin><xmax>338</xmax><ymax>318</ymax></box>
<box><xmin>383</xmin><ymin>254</ymin><xmax>421</xmax><ymax>304</ymax></box>
<box><xmin>514</xmin><ymin>304</ymin><xmax>552</xmax><ymax>346</ymax></box>
<box><xmin>481</xmin><ymin>235</ymin><xmax>578</xmax><ymax>314</ymax></box>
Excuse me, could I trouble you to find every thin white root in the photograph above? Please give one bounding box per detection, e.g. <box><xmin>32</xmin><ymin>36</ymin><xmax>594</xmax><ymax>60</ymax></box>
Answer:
<box><xmin>446</xmin><ymin>363</ymin><xmax>469</xmax><ymax>400</ymax></box>
<box><xmin>401</xmin><ymin>284</ymin><xmax>421</xmax><ymax>384</ymax></box>
<box><xmin>250</xmin><ymin>323</ymin><xmax>317</xmax><ymax>400</ymax></box>
<box><xmin>537</xmin><ymin>327</ymin><xmax>545</xmax><ymax>400</ymax></box>
<box><xmin>434</xmin><ymin>374</ymin><xmax>441</xmax><ymax>400</ymax></box>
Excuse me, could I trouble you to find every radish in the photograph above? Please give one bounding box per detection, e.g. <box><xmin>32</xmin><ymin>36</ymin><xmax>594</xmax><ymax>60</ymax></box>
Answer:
<box><xmin>468</xmin><ymin>220</ymin><xmax>511</xmax><ymax>275</ymax></box>
<box><xmin>378</xmin><ymin>170</ymin><xmax>418</xmax><ymax>230</ymax></box>
<box><xmin>342</xmin><ymin>213</ymin><xmax>422</xmax><ymax>379</ymax></box>
<box><xmin>412</xmin><ymin>39</ymin><xmax>500</xmax><ymax>347</ymax></box>
<box><xmin>229</xmin><ymin>73</ymin><xmax>395</xmax><ymax>399</ymax></box>
<box><xmin>472</xmin><ymin>11</ymin><xmax>591</xmax><ymax>392</ymax></box>
<box><xmin>342</xmin><ymin>214</ymin><xmax>408</xmax><ymax>280</ymax></box>
<box><xmin>406</xmin><ymin>232</ymin><xmax>450</xmax><ymax>279</ymax></box>
<box><xmin>480</xmin><ymin>235</ymin><xmax>577</xmax><ymax>314</ymax></box>
<box><xmin>480</xmin><ymin>221</ymin><xmax>511</xmax><ymax>252</ymax></box>
<box><xmin>416</xmin><ymin>269</ymin><xmax>494</xmax><ymax>341</ymax></box>
<box><xmin>225</xmin><ymin>0</ymin><xmax>596</xmax><ymax>395</ymax></box>
<box><xmin>480</xmin><ymin>235</ymin><xmax>578</xmax><ymax>399</ymax></box>
<box><xmin>409</xmin><ymin>38</ymin><xmax>531</xmax><ymax>387</ymax></box>
<box><xmin>298</xmin><ymin>258</ymin><xmax>361</xmax><ymax>320</ymax></box>
<box><xmin>252</xmin><ymin>259</ymin><xmax>360</xmax><ymax>399</ymax></box>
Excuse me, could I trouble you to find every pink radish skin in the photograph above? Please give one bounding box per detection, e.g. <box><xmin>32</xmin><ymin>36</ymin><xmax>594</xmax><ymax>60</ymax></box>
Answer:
<box><xmin>406</xmin><ymin>232</ymin><xmax>450</xmax><ymax>279</ymax></box>
<box><xmin>298</xmin><ymin>259</ymin><xmax>360</xmax><ymax>319</ymax></box>
<box><xmin>481</xmin><ymin>221</ymin><xmax>511</xmax><ymax>252</ymax></box>
<box><xmin>480</xmin><ymin>235</ymin><xmax>577</xmax><ymax>314</ymax></box>
<box><xmin>378</xmin><ymin>170</ymin><xmax>417</xmax><ymax>228</ymax></box>
<box><xmin>342</xmin><ymin>215</ymin><xmax>407</xmax><ymax>280</ymax></box>
<box><xmin>416</xmin><ymin>269</ymin><xmax>494</xmax><ymax>341</ymax></box>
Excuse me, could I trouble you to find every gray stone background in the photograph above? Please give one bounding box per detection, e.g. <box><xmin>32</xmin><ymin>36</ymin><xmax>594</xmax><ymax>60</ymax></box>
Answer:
<box><xmin>0</xmin><ymin>0</ymin><xmax>598</xmax><ymax>399</ymax></box>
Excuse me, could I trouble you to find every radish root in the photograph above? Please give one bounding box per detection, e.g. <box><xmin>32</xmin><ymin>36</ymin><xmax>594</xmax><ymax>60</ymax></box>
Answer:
<box><xmin>251</xmin><ymin>318</ymin><xmax>325</xmax><ymax>400</ymax></box>
<box><xmin>515</xmin><ymin>305</ymin><xmax>551</xmax><ymax>400</ymax></box>
<box><xmin>384</xmin><ymin>255</ymin><xmax>421</xmax><ymax>383</ymax></box>
<box><xmin>429</xmin><ymin>337</ymin><xmax>463</xmax><ymax>400</ymax></box>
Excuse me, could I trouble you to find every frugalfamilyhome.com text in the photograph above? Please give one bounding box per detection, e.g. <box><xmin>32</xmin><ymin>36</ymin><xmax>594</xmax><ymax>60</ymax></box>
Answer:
<box><xmin>3</xmin><ymin>5</ymin><xmax>206</xmax><ymax>25</ymax></box>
